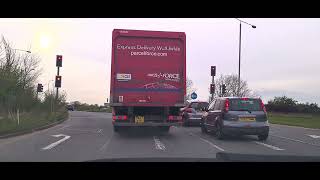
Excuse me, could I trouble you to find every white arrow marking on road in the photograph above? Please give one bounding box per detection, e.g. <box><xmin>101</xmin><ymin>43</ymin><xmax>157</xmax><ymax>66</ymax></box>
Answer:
<box><xmin>307</xmin><ymin>134</ymin><xmax>320</xmax><ymax>139</ymax></box>
<box><xmin>254</xmin><ymin>141</ymin><xmax>284</xmax><ymax>151</ymax></box>
<box><xmin>42</xmin><ymin>134</ymin><xmax>71</xmax><ymax>150</ymax></box>
<box><xmin>153</xmin><ymin>136</ymin><xmax>166</xmax><ymax>150</ymax></box>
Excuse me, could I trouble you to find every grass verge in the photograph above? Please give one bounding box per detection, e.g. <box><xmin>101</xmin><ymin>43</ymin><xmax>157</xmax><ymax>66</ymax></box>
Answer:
<box><xmin>0</xmin><ymin>109</ymin><xmax>68</xmax><ymax>136</ymax></box>
<box><xmin>268</xmin><ymin>112</ymin><xmax>320</xmax><ymax>129</ymax></box>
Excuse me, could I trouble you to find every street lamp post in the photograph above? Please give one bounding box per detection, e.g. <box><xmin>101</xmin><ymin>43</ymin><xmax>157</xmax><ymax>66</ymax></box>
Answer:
<box><xmin>235</xmin><ymin>18</ymin><xmax>256</xmax><ymax>97</ymax></box>
<box><xmin>12</xmin><ymin>49</ymin><xmax>31</xmax><ymax>53</ymax></box>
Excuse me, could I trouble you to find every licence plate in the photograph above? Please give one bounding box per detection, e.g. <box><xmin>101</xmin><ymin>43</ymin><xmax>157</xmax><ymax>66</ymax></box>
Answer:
<box><xmin>239</xmin><ymin>117</ymin><xmax>256</xmax><ymax>122</ymax></box>
<box><xmin>135</xmin><ymin>116</ymin><xmax>144</xmax><ymax>124</ymax></box>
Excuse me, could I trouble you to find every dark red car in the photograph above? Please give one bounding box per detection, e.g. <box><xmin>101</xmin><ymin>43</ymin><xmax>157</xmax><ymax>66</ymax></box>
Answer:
<box><xmin>180</xmin><ymin>101</ymin><xmax>209</xmax><ymax>126</ymax></box>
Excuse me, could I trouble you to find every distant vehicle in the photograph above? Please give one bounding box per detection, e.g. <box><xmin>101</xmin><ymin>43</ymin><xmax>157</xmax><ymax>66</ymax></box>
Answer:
<box><xmin>180</xmin><ymin>101</ymin><xmax>209</xmax><ymax>126</ymax></box>
<box><xmin>201</xmin><ymin>97</ymin><xmax>269</xmax><ymax>141</ymax></box>
<box><xmin>66</xmin><ymin>104</ymin><xmax>74</xmax><ymax>111</ymax></box>
<box><xmin>109</xmin><ymin>29</ymin><xmax>186</xmax><ymax>133</ymax></box>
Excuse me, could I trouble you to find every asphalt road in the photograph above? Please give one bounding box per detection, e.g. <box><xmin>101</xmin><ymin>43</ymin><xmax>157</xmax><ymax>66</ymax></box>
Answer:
<box><xmin>1</xmin><ymin>111</ymin><xmax>320</xmax><ymax>161</ymax></box>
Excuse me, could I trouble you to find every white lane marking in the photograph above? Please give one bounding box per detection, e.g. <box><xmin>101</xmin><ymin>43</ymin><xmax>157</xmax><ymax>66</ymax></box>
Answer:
<box><xmin>153</xmin><ymin>136</ymin><xmax>166</xmax><ymax>151</ymax></box>
<box><xmin>97</xmin><ymin>129</ymin><xmax>102</xmax><ymax>133</ymax></box>
<box><xmin>99</xmin><ymin>132</ymin><xmax>114</xmax><ymax>151</ymax></box>
<box><xmin>254</xmin><ymin>141</ymin><xmax>285</xmax><ymax>151</ymax></box>
<box><xmin>307</xmin><ymin>134</ymin><xmax>320</xmax><ymax>139</ymax></box>
<box><xmin>270</xmin><ymin>134</ymin><xmax>320</xmax><ymax>147</ymax></box>
<box><xmin>199</xmin><ymin>137</ymin><xmax>225</xmax><ymax>152</ymax></box>
<box><xmin>270</xmin><ymin>124</ymin><xmax>320</xmax><ymax>131</ymax></box>
<box><xmin>42</xmin><ymin>134</ymin><xmax>71</xmax><ymax>150</ymax></box>
<box><xmin>64</xmin><ymin>128</ymin><xmax>100</xmax><ymax>133</ymax></box>
<box><xmin>57</xmin><ymin>125</ymin><xmax>70</xmax><ymax>131</ymax></box>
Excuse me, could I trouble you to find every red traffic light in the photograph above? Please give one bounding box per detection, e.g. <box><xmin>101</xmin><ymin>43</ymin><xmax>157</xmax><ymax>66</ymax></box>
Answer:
<box><xmin>210</xmin><ymin>84</ymin><xmax>215</xmax><ymax>94</ymax></box>
<box><xmin>56</xmin><ymin>55</ymin><xmax>63</xmax><ymax>67</ymax></box>
<box><xmin>57</xmin><ymin>55</ymin><xmax>62</xmax><ymax>60</ymax></box>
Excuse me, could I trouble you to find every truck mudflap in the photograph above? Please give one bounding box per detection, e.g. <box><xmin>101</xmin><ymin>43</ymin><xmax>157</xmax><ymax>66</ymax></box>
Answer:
<box><xmin>113</xmin><ymin>122</ymin><xmax>182</xmax><ymax>127</ymax></box>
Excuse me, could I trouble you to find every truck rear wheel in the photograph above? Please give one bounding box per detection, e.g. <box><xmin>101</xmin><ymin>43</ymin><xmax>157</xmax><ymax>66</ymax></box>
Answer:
<box><xmin>159</xmin><ymin>126</ymin><xmax>170</xmax><ymax>133</ymax></box>
<box><xmin>113</xmin><ymin>126</ymin><xmax>120</xmax><ymax>132</ymax></box>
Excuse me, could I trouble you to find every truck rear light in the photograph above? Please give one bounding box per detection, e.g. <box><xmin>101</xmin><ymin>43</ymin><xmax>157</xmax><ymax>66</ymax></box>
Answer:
<box><xmin>112</xmin><ymin>115</ymin><xmax>128</xmax><ymax>120</ymax></box>
<box><xmin>168</xmin><ymin>116</ymin><xmax>182</xmax><ymax>121</ymax></box>
<box><xmin>225</xmin><ymin>99</ymin><xmax>230</xmax><ymax>112</ymax></box>
<box><xmin>241</xmin><ymin>97</ymin><xmax>248</xmax><ymax>101</ymax></box>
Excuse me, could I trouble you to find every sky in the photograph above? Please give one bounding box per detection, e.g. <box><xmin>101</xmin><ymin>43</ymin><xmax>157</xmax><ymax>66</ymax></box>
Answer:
<box><xmin>0</xmin><ymin>18</ymin><xmax>319</xmax><ymax>105</ymax></box>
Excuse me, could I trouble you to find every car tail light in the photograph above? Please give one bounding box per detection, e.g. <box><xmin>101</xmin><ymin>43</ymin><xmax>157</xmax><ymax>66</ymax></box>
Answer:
<box><xmin>168</xmin><ymin>115</ymin><xmax>174</xmax><ymax>120</ymax></box>
<box><xmin>260</xmin><ymin>99</ymin><xmax>267</xmax><ymax>113</ymax></box>
<box><xmin>225</xmin><ymin>99</ymin><xmax>230</xmax><ymax>112</ymax></box>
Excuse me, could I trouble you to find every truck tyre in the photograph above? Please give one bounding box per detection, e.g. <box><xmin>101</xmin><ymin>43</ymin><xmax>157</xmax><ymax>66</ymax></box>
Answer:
<box><xmin>183</xmin><ymin>116</ymin><xmax>189</xmax><ymax>127</ymax></box>
<box><xmin>113</xmin><ymin>126</ymin><xmax>119</xmax><ymax>132</ymax></box>
<box><xmin>159</xmin><ymin>126</ymin><xmax>170</xmax><ymax>133</ymax></box>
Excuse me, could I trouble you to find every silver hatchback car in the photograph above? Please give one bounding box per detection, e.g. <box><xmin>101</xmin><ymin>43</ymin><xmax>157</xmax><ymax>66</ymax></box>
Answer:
<box><xmin>201</xmin><ymin>97</ymin><xmax>269</xmax><ymax>141</ymax></box>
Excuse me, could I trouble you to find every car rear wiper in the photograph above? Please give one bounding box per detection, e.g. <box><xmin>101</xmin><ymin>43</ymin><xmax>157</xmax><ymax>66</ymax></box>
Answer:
<box><xmin>238</xmin><ymin>109</ymin><xmax>252</xmax><ymax>113</ymax></box>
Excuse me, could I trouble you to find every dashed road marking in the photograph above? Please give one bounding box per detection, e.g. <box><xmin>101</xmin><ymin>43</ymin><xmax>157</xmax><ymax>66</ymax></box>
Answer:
<box><xmin>153</xmin><ymin>136</ymin><xmax>166</xmax><ymax>151</ymax></box>
<box><xmin>198</xmin><ymin>137</ymin><xmax>225</xmax><ymax>152</ymax></box>
<box><xmin>271</xmin><ymin>134</ymin><xmax>320</xmax><ymax>147</ymax></box>
<box><xmin>99</xmin><ymin>132</ymin><xmax>114</xmax><ymax>151</ymax></box>
<box><xmin>254</xmin><ymin>141</ymin><xmax>285</xmax><ymax>151</ymax></box>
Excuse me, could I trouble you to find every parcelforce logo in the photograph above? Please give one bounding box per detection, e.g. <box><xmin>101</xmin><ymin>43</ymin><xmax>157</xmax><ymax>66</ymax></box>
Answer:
<box><xmin>147</xmin><ymin>73</ymin><xmax>180</xmax><ymax>82</ymax></box>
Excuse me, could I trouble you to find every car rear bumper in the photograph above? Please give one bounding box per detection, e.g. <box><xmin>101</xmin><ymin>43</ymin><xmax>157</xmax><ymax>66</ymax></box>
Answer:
<box><xmin>222</xmin><ymin>126</ymin><xmax>269</xmax><ymax>135</ymax></box>
<box><xmin>113</xmin><ymin>122</ymin><xmax>182</xmax><ymax>127</ymax></box>
<box><xmin>222</xmin><ymin>121</ymin><xmax>269</xmax><ymax>135</ymax></box>
<box><xmin>186</xmin><ymin>117</ymin><xmax>202</xmax><ymax>124</ymax></box>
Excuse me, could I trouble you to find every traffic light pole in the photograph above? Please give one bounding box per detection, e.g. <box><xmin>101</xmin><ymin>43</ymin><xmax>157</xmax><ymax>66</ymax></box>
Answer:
<box><xmin>56</xmin><ymin>67</ymin><xmax>60</xmax><ymax>100</ymax></box>
<box><xmin>211</xmin><ymin>76</ymin><xmax>214</xmax><ymax>102</ymax></box>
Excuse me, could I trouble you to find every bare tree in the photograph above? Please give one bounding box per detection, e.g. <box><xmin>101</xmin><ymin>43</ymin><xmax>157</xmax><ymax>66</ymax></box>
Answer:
<box><xmin>186</xmin><ymin>77</ymin><xmax>196</xmax><ymax>100</ymax></box>
<box><xmin>210</xmin><ymin>74</ymin><xmax>258</xmax><ymax>99</ymax></box>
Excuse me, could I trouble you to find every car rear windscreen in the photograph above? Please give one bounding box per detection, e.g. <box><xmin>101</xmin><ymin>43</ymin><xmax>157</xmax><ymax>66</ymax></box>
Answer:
<box><xmin>191</xmin><ymin>102</ymin><xmax>209</xmax><ymax>110</ymax></box>
<box><xmin>229</xmin><ymin>99</ymin><xmax>262</xmax><ymax>111</ymax></box>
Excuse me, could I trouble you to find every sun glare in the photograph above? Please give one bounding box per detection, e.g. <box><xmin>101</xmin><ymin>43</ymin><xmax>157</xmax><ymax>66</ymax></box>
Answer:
<box><xmin>39</xmin><ymin>34</ymin><xmax>51</xmax><ymax>49</ymax></box>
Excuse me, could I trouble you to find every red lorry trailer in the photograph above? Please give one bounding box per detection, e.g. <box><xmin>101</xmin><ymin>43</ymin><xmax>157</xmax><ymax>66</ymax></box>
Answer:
<box><xmin>110</xmin><ymin>29</ymin><xmax>186</xmax><ymax>133</ymax></box>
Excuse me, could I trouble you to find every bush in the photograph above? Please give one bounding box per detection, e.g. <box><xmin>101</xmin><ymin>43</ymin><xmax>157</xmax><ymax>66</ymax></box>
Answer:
<box><xmin>266</xmin><ymin>96</ymin><xmax>320</xmax><ymax>113</ymax></box>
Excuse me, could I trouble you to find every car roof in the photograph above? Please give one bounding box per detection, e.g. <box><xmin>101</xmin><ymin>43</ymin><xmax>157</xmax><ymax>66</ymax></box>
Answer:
<box><xmin>216</xmin><ymin>97</ymin><xmax>260</xmax><ymax>100</ymax></box>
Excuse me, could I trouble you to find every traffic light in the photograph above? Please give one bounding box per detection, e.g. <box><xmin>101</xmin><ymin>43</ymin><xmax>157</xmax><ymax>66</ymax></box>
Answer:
<box><xmin>56</xmin><ymin>55</ymin><xmax>62</xmax><ymax>67</ymax></box>
<box><xmin>37</xmin><ymin>83</ymin><xmax>43</xmax><ymax>92</ymax></box>
<box><xmin>55</xmin><ymin>76</ymin><xmax>62</xmax><ymax>88</ymax></box>
<box><xmin>211</xmin><ymin>66</ymin><xmax>216</xmax><ymax>76</ymax></box>
<box><xmin>210</xmin><ymin>84</ymin><xmax>215</xmax><ymax>94</ymax></box>
<box><xmin>222</xmin><ymin>84</ymin><xmax>226</xmax><ymax>95</ymax></box>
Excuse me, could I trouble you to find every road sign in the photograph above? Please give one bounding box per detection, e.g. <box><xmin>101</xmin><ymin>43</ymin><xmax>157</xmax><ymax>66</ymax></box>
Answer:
<box><xmin>191</xmin><ymin>92</ymin><xmax>197</xmax><ymax>99</ymax></box>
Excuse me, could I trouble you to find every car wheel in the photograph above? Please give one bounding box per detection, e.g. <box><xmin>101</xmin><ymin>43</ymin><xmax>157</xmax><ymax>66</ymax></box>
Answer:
<box><xmin>201</xmin><ymin>120</ymin><xmax>208</xmax><ymax>134</ymax></box>
<box><xmin>258</xmin><ymin>134</ymin><xmax>268</xmax><ymax>141</ymax></box>
<box><xmin>215</xmin><ymin>122</ymin><xmax>225</xmax><ymax>140</ymax></box>
<box><xmin>183</xmin><ymin>116</ymin><xmax>189</xmax><ymax>127</ymax></box>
